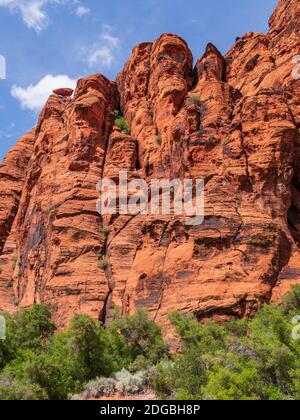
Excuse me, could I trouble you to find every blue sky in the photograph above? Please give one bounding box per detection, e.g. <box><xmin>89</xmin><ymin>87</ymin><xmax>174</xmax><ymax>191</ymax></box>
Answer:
<box><xmin>0</xmin><ymin>0</ymin><xmax>278</xmax><ymax>160</ymax></box>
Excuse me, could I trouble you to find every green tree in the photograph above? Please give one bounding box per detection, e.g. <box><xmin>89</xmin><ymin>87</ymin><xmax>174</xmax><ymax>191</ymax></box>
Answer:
<box><xmin>283</xmin><ymin>285</ymin><xmax>300</xmax><ymax>315</ymax></box>
<box><xmin>242</xmin><ymin>304</ymin><xmax>298</xmax><ymax>395</ymax></box>
<box><xmin>153</xmin><ymin>300</ymin><xmax>300</xmax><ymax>400</ymax></box>
<box><xmin>23</xmin><ymin>335</ymin><xmax>82</xmax><ymax>400</ymax></box>
<box><xmin>0</xmin><ymin>305</ymin><xmax>55</xmax><ymax>369</ymax></box>
<box><xmin>68</xmin><ymin>314</ymin><xmax>111</xmax><ymax>379</ymax></box>
<box><xmin>169</xmin><ymin>311</ymin><xmax>227</xmax><ymax>352</ymax></box>
<box><xmin>22</xmin><ymin>316</ymin><xmax>112</xmax><ymax>399</ymax></box>
<box><xmin>108</xmin><ymin>308</ymin><xmax>169</xmax><ymax>371</ymax></box>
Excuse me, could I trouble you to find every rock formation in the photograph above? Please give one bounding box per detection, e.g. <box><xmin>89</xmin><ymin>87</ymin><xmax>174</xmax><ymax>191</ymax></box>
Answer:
<box><xmin>0</xmin><ymin>0</ymin><xmax>299</xmax><ymax>334</ymax></box>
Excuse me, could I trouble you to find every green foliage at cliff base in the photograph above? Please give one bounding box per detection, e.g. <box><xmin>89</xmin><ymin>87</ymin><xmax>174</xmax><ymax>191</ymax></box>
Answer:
<box><xmin>1</xmin><ymin>286</ymin><xmax>300</xmax><ymax>400</ymax></box>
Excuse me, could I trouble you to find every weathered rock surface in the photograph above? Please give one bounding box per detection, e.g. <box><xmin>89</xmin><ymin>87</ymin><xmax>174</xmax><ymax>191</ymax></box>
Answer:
<box><xmin>0</xmin><ymin>0</ymin><xmax>299</xmax><ymax>332</ymax></box>
<box><xmin>52</xmin><ymin>88</ymin><xmax>74</xmax><ymax>97</ymax></box>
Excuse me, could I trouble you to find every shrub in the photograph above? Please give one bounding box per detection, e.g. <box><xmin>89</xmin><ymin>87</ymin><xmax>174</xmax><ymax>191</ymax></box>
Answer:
<box><xmin>151</xmin><ymin>361</ymin><xmax>175</xmax><ymax>399</ymax></box>
<box><xmin>0</xmin><ymin>378</ymin><xmax>48</xmax><ymax>400</ymax></box>
<box><xmin>108</xmin><ymin>307</ymin><xmax>169</xmax><ymax>370</ymax></box>
<box><xmin>6</xmin><ymin>280</ymin><xmax>13</xmax><ymax>288</ymax></box>
<box><xmin>68</xmin><ymin>394</ymin><xmax>86</xmax><ymax>401</ymax></box>
<box><xmin>81</xmin><ymin>377</ymin><xmax>116</xmax><ymax>399</ymax></box>
<box><xmin>221</xmin><ymin>139</ymin><xmax>230</xmax><ymax>147</ymax></box>
<box><xmin>0</xmin><ymin>306</ymin><xmax>168</xmax><ymax>400</ymax></box>
<box><xmin>202</xmin><ymin>355</ymin><xmax>274</xmax><ymax>400</ymax></box>
<box><xmin>152</xmin><ymin>295</ymin><xmax>300</xmax><ymax>400</ymax></box>
<box><xmin>248</xmin><ymin>233</ymin><xmax>274</xmax><ymax>249</ymax></box>
<box><xmin>69</xmin><ymin>393</ymin><xmax>85</xmax><ymax>400</ymax></box>
<box><xmin>156</xmin><ymin>134</ymin><xmax>162</xmax><ymax>145</ymax></box>
<box><xmin>99</xmin><ymin>227</ymin><xmax>109</xmax><ymax>236</ymax></box>
<box><xmin>73</xmin><ymin>370</ymin><xmax>149</xmax><ymax>400</ymax></box>
<box><xmin>129</xmin><ymin>355</ymin><xmax>151</xmax><ymax>373</ymax></box>
<box><xmin>114</xmin><ymin>369</ymin><xmax>147</xmax><ymax>395</ymax></box>
<box><xmin>185</xmin><ymin>95</ymin><xmax>201</xmax><ymax>106</ymax></box>
<box><xmin>114</xmin><ymin>111</ymin><xmax>131</xmax><ymax>135</ymax></box>
<box><xmin>169</xmin><ymin>311</ymin><xmax>227</xmax><ymax>351</ymax></box>
<box><xmin>3</xmin><ymin>290</ymin><xmax>300</xmax><ymax>401</ymax></box>
<box><xmin>98</xmin><ymin>258</ymin><xmax>109</xmax><ymax>270</ymax></box>
<box><xmin>12</xmin><ymin>254</ymin><xmax>18</xmax><ymax>270</ymax></box>
<box><xmin>283</xmin><ymin>285</ymin><xmax>300</xmax><ymax>315</ymax></box>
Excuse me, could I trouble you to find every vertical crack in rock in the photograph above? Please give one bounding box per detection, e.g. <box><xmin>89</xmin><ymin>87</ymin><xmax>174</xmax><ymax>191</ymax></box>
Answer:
<box><xmin>288</xmin><ymin>131</ymin><xmax>300</xmax><ymax>245</ymax></box>
<box><xmin>239</xmin><ymin>131</ymin><xmax>253</xmax><ymax>191</ymax></box>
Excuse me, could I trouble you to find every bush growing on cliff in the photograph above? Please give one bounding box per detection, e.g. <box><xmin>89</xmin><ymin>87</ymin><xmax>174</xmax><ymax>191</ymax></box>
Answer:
<box><xmin>98</xmin><ymin>258</ymin><xmax>109</xmax><ymax>270</ymax></box>
<box><xmin>185</xmin><ymin>95</ymin><xmax>201</xmax><ymax>106</ymax></box>
<box><xmin>156</xmin><ymin>133</ymin><xmax>162</xmax><ymax>145</ymax></box>
<box><xmin>114</xmin><ymin>110</ymin><xmax>131</xmax><ymax>135</ymax></box>
<box><xmin>99</xmin><ymin>226</ymin><xmax>109</xmax><ymax>236</ymax></box>
<box><xmin>6</xmin><ymin>279</ymin><xmax>13</xmax><ymax>288</ymax></box>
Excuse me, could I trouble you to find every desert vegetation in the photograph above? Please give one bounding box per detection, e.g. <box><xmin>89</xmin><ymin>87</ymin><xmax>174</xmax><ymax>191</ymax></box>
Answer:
<box><xmin>114</xmin><ymin>110</ymin><xmax>131</xmax><ymax>135</ymax></box>
<box><xmin>1</xmin><ymin>287</ymin><xmax>300</xmax><ymax>400</ymax></box>
<box><xmin>185</xmin><ymin>95</ymin><xmax>201</xmax><ymax>106</ymax></box>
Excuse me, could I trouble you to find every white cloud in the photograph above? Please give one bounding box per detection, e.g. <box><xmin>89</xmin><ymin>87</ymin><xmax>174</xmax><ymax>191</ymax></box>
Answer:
<box><xmin>87</xmin><ymin>46</ymin><xmax>115</xmax><ymax>68</ymax></box>
<box><xmin>86</xmin><ymin>25</ymin><xmax>120</xmax><ymax>69</ymax></box>
<box><xmin>0</xmin><ymin>0</ymin><xmax>53</xmax><ymax>31</ymax></box>
<box><xmin>0</xmin><ymin>0</ymin><xmax>84</xmax><ymax>32</ymax></box>
<box><xmin>75</xmin><ymin>4</ymin><xmax>89</xmax><ymax>17</ymax></box>
<box><xmin>101</xmin><ymin>24</ymin><xmax>120</xmax><ymax>48</ymax></box>
<box><xmin>11</xmin><ymin>74</ymin><xmax>77</xmax><ymax>111</ymax></box>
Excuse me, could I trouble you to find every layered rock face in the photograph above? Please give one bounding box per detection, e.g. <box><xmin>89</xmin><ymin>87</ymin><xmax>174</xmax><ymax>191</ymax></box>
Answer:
<box><xmin>0</xmin><ymin>0</ymin><xmax>299</xmax><ymax>332</ymax></box>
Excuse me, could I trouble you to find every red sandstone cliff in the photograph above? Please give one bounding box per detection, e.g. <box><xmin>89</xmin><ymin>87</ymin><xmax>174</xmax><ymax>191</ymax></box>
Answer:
<box><xmin>0</xmin><ymin>0</ymin><xmax>299</xmax><ymax>333</ymax></box>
